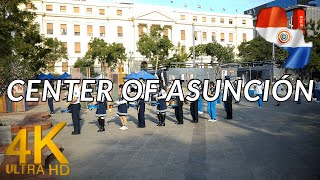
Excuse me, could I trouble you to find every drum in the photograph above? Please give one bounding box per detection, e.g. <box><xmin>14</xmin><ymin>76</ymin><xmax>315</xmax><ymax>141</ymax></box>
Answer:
<box><xmin>150</xmin><ymin>94</ymin><xmax>158</xmax><ymax>106</ymax></box>
<box><xmin>88</xmin><ymin>104</ymin><xmax>98</xmax><ymax>111</ymax></box>
<box><xmin>169</xmin><ymin>99</ymin><xmax>178</xmax><ymax>108</ymax></box>
<box><xmin>129</xmin><ymin>101</ymin><xmax>138</xmax><ymax>108</ymax></box>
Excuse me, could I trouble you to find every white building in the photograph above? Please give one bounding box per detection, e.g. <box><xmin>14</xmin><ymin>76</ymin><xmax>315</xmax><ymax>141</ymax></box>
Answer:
<box><xmin>27</xmin><ymin>0</ymin><xmax>254</xmax><ymax>74</ymax></box>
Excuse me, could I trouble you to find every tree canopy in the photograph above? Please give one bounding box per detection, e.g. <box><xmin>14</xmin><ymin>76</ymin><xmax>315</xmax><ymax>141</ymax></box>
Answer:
<box><xmin>137</xmin><ymin>26</ymin><xmax>173</xmax><ymax>66</ymax></box>
<box><xmin>305</xmin><ymin>19</ymin><xmax>320</xmax><ymax>78</ymax></box>
<box><xmin>0</xmin><ymin>0</ymin><xmax>66</xmax><ymax>95</ymax></box>
<box><xmin>238</xmin><ymin>36</ymin><xmax>288</xmax><ymax>62</ymax></box>
<box><xmin>86</xmin><ymin>38</ymin><xmax>126</xmax><ymax>68</ymax></box>
<box><xmin>189</xmin><ymin>42</ymin><xmax>235</xmax><ymax>64</ymax></box>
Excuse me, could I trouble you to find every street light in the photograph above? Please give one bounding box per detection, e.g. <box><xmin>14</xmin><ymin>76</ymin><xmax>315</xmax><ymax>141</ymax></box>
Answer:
<box><xmin>128</xmin><ymin>51</ymin><xmax>134</xmax><ymax>73</ymax></box>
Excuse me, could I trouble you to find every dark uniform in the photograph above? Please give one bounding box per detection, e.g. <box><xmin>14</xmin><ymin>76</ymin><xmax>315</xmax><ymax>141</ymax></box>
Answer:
<box><xmin>156</xmin><ymin>88</ymin><xmax>167</xmax><ymax>126</ymax></box>
<box><xmin>96</xmin><ymin>94</ymin><xmax>107</xmax><ymax>132</ymax></box>
<box><xmin>190</xmin><ymin>92</ymin><xmax>199</xmax><ymax>123</ymax></box>
<box><xmin>224</xmin><ymin>76</ymin><xmax>233</xmax><ymax>119</ymax></box>
<box><xmin>117</xmin><ymin>96</ymin><xmax>128</xmax><ymax>116</ymax></box>
<box><xmin>137</xmin><ymin>97</ymin><xmax>145</xmax><ymax>128</ymax></box>
<box><xmin>174</xmin><ymin>97</ymin><xmax>184</xmax><ymax>124</ymax></box>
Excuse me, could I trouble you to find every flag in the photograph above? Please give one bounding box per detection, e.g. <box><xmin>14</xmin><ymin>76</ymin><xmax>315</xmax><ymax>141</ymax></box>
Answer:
<box><xmin>256</xmin><ymin>7</ymin><xmax>312</xmax><ymax>69</ymax></box>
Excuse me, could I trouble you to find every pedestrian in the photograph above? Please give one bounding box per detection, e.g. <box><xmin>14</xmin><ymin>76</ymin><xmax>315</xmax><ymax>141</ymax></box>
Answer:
<box><xmin>190</xmin><ymin>91</ymin><xmax>199</xmax><ymax>123</ymax></box>
<box><xmin>69</xmin><ymin>83</ymin><xmax>81</xmax><ymax>135</ymax></box>
<box><xmin>249</xmin><ymin>84</ymin><xmax>255</xmax><ymax>97</ymax></box>
<box><xmin>173</xmin><ymin>95</ymin><xmax>184</xmax><ymax>124</ymax></box>
<box><xmin>207</xmin><ymin>81</ymin><xmax>217</xmax><ymax>122</ymax></box>
<box><xmin>117</xmin><ymin>84</ymin><xmax>128</xmax><ymax>130</ymax></box>
<box><xmin>47</xmin><ymin>82</ymin><xmax>54</xmax><ymax>114</ymax></box>
<box><xmin>137</xmin><ymin>79</ymin><xmax>146</xmax><ymax>128</ymax></box>
<box><xmin>95</xmin><ymin>85</ymin><xmax>107</xmax><ymax>132</ymax></box>
<box><xmin>255</xmin><ymin>79</ymin><xmax>264</xmax><ymax>108</ymax></box>
<box><xmin>156</xmin><ymin>83</ymin><xmax>167</xmax><ymax>126</ymax></box>
<box><xmin>224</xmin><ymin>76</ymin><xmax>233</xmax><ymax>119</ymax></box>
<box><xmin>234</xmin><ymin>80</ymin><xmax>241</xmax><ymax>104</ymax></box>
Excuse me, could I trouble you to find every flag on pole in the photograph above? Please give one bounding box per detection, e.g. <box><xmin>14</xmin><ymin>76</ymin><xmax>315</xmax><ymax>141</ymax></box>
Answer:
<box><xmin>256</xmin><ymin>7</ymin><xmax>312</xmax><ymax>69</ymax></box>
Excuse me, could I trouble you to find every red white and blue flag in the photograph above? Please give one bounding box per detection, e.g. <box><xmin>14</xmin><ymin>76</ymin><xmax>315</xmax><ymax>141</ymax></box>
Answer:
<box><xmin>256</xmin><ymin>7</ymin><xmax>312</xmax><ymax>69</ymax></box>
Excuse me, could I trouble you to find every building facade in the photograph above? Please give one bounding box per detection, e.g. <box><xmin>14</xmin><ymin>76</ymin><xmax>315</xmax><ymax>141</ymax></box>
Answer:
<box><xmin>27</xmin><ymin>0</ymin><xmax>254</xmax><ymax>74</ymax></box>
<box><xmin>245</xmin><ymin>0</ymin><xmax>320</xmax><ymax>36</ymax></box>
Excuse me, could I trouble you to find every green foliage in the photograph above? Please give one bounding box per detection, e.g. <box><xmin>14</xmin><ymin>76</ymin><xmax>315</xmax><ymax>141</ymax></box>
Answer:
<box><xmin>0</xmin><ymin>0</ymin><xmax>53</xmax><ymax>95</ymax></box>
<box><xmin>238</xmin><ymin>36</ymin><xmax>288</xmax><ymax>62</ymax></box>
<box><xmin>167</xmin><ymin>43</ymin><xmax>189</xmax><ymax>65</ymax></box>
<box><xmin>43</xmin><ymin>37</ymin><xmax>68</xmax><ymax>65</ymax></box>
<box><xmin>189</xmin><ymin>44</ymin><xmax>206</xmax><ymax>57</ymax></box>
<box><xmin>305</xmin><ymin>19</ymin><xmax>320</xmax><ymax>78</ymax></box>
<box><xmin>137</xmin><ymin>26</ymin><xmax>174</xmax><ymax>65</ymax></box>
<box><xmin>73</xmin><ymin>57</ymin><xmax>98</xmax><ymax>77</ymax></box>
<box><xmin>189</xmin><ymin>42</ymin><xmax>235</xmax><ymax>63</ymax></box>
<box><xmin>86</xmin><ymin>38</ymin><xmax>126</xmax><ymax>68</ymax></box>
<box><xmin>206</xmin><ymin>42</ymin><xmax>235</xmax><ymax>63</ymax></box>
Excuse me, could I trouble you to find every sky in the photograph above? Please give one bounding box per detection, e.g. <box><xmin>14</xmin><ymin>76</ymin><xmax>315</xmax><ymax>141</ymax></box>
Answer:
<box><xmin>99</xmin><ymin>0</ymin><xmax>275</xmax><ymax>14</ymax></box>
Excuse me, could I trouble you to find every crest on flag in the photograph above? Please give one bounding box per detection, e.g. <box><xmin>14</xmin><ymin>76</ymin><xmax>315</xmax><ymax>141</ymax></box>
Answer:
<box><xmin>277</xmin><ymin>30</ymin><xmax>291</xmax><ymax>44</ymax></box>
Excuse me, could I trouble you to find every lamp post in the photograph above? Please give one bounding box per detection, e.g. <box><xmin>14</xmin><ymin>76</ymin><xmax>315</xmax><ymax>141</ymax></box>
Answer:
<box><xmin>128</xmin><ymin>51</ymin><xmax>134</xmax><ymax>73</ymax></box>
<box><xmin>192</xmin><ymin>23</ymin><xmax>196</xmax><ymax>67</ymax></box>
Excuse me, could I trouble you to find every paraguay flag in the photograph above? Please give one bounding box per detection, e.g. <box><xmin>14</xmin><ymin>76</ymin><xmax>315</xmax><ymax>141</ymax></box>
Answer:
<box><xmin>256</xmin><ymin>7</ymin><xmax>312</xmax><ymax>69</ymax></box>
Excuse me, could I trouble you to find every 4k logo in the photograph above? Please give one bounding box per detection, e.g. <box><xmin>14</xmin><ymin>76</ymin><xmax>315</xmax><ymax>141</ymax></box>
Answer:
<box><xmin>5</xmin><ymin>122</ymin><xmax>70</xmax><ymax>176</ymax></box>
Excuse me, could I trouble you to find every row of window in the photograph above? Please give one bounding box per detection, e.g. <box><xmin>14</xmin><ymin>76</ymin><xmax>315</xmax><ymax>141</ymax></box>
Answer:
<box><xmin>28</xmin><ymin>4</ymin><xmax>248</xmax><ymax>25</ymax></box>
<box><xmin>47</xmin><ymin>23</ymin><xmax>247</xmax><ymax>42</ymax></box>
<box><xmin>32</xmin><ymin>4</ymin><xmax>123</xmax><ymax>16</ymax></box>
<box><xmin>180</xmin><ymin>15</ymin><xmax>247</xmax><ymax>25</ymax></box>
<box><xmin>46</xmin><ymin>23</ymin><xmax>123</xmax><ymax>37</ymax></box>
<box><xmin>180</xmin><ymin>30</ymin><xmax>247</xmax><ymax>42</ymax></box>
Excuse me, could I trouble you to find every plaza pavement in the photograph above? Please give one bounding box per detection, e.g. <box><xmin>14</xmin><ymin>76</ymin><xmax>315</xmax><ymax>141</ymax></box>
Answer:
<box><xmin>1</xmin><ymin>97</ymin><xmax>320</xmax><ymax>180</ymax></box>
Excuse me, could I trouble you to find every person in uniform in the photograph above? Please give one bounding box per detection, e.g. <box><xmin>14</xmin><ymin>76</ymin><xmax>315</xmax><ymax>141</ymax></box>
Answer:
<box><xmin>174</xmin><ymin>81</ymin><xmax>184</xmax><ymax>125</ymax></box>
<box><xmin>117</xmin><ymin>84</ymin><xmax>128</xmax><ymax>130</ymax></box>
<box><xmin>224</xmin><ymin>76</ymin><xmax>233</xmax><ymax>119</ymax></box>
<box><xmin>190</xmin><ymin>90</ymin><xmax>199</xmax><ymax>123</ymax></box>
<box><xmin>255</xmin><ymin>78</ymin><xmax>264</xmax><ymax>108</ymax></box>
<box><xmin>70</xmin><ymin>84</ymin><xmax>81</xmax><ymax>135</ymax></box>
<box><xmin>95</xmin><ymin>86</ymin><xmax>107</xmax><ymax>132</ymax></box>
<box><xmin>207</xmin><ymin>81</ymin><xmax>217</xmax><ymax>122</ymax></box>
<box><xmin>137</xmin><ymin>79</ymin><xmax>146</xmax><ymax>128</ymax></box>
<box><xmin>47</xmin><ymin>81</ymin><xmax>55</xmax><ymax>114</ymax></box>
<box><xmin>198</xmin><ymin>83</ymin><xmax>204</xmax><ymax>114</ymax></box>
<box><xmin>156</xmin><ymin>83</ymin><xmax>167</xmax><ymax>126</ymax></box>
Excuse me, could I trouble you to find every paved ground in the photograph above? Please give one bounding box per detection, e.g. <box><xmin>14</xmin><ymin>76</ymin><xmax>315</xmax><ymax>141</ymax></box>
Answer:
<box><xmin>1</xmin><ymin>97</ymin><xmax>320</xmax><ymax>180</ymax></box>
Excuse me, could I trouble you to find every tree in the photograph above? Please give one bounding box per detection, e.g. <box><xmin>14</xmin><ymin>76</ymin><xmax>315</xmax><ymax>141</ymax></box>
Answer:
<box><xmin>43</xmin><ymin>37</ymin><xmax>68</xmax><ymax>66</ymax></box>
<box><xmin>137</xmin><ymin>26</ymin><xmax>173</xmax><ymax>67</ymax></box>
<box><xmin>205</xmin><ymin>42</ymin><xmax>235</xmax><ymax>63</ymax></box>
<box><xmin>304</xmin><ymin>19</ymin><xmax>320</xmax><ymax>78</ymax></box>
<box><xmin>238</xmin><ymin>36</ymin><xmax>288</xmax><ymax>62</ymax></box>
<box><xmin>189</xmin><ymin>44</ymin><xmax>206</xmax><ymax>58</ymax></box>
<box><xmin>85</xmin><ymin>38</ymin><xmax>126</xmax><ymax>75</ymax></box>
<box><xmin>73</xmin><ymin>57</ymin><xmax>98</xmax><ymax>77</ymax></box>
<box><xmin>0</xmin><ymin>0</ymin><xmax>51</xmax><ymax>96</ymax></box>
<box><xmin>167</xmin><ymin>43</ymin><xmax>189</xmax><ymax>66</ymax></box>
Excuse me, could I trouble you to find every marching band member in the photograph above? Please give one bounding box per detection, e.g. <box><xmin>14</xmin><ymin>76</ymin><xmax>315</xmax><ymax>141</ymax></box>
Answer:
<box><xmin>190</xmin><ymin>89</ymin><xmax>199</xmax><ymax>123</ymax></box>
<box><xmin>137</xmin><ymin>79</ymin><xmax>146</xmax><ymax>128</ymax></box>
<box><xmin>224</xmin><ymin>76</ymin><xmax>233</xmax><ymax>119</ymax></box>
<box><xmin>95</xmin><ymin>86</ymin><xmax>107</xmax><ymax>132</ymax></box>
<box><xmin>208</xmin><ymin>81</ymin><xmax>217</xmax><ymax>122</ymax></box>
<box><xmin>69</xmin><ymin>83</ymin><xmax>81</xmax><ymax>135</ymax></box>
<box><xmin>198</xmin><ymin>83</ymin><xmax>204</xmax><ymax>114</ymax></box>
<box><xmin>117</xmin><ymin>84</ymin><xmax>128</xmax><ymax>130</ymax></box>
<box><xmin>174</xmin><ymin>80</ymin><xmax>184</xmax><ymax>125</ymax></box>
<box><xmin>156</xmin><ymin>82</ymin><xmax>167</xmax><ymax>126</ymax></box>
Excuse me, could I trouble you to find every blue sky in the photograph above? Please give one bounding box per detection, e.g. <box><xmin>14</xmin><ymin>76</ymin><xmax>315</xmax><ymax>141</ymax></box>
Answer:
<box><xmin>100</xmin><ymin>0</ymin><xmax>274</xmax><ymax>14</ymax></box>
